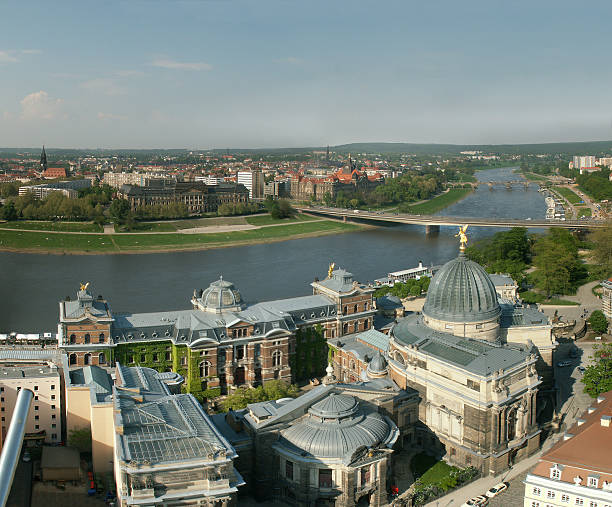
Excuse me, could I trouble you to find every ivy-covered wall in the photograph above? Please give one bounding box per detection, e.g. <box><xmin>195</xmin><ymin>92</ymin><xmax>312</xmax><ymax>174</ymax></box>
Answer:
<box><xmin>291</xmin><ymin>324</ymin><xmax>328</xmax><ymax>381</ymax></box>
<box><xmin>115</xmin><ymin>341</ymin><xmax>172</xmax><ymax>372</ymax></box>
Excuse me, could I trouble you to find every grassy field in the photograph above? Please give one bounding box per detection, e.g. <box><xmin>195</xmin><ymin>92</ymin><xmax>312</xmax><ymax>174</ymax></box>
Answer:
<box><xmin>404</xmin><ymin>188</ymin><xmax>473</xmax><ymax>215</ymax></box>
<box><xmin>576</xmin><ymin>207</ymin><xmax>592</xmax><ymax>218</ymax></box>
<box><xmin>115</xmin><ymin>222</ymin><xmax>178</xmax><ymax>232</ymax></box>
<box><xmin>0</xmin><ymin>220</ymin><xmax>103</xmax><ymax>232</ymax></box>
<box><xmin>522</xmin><ymin>172</ymin><xmax>548</xmax><ymax>181</ymax></box>
<box><xmin>519</xmin><ymin>291</ymin><xmax>580</xmax><ymax>306</ymax></box>
<box><xmin>0</xmin><ymin>220</ymin><xmax>361</xmax><ymax>253</ymax></box>
<box><xmin>555</xmin><ymin>186</ymin><xmax>583</xmax><ymax>204</ymax></box>
<box><xmin>245</xmin><ymin>213</ymin><xmax>318</xmax><ymax>226</ymax></box>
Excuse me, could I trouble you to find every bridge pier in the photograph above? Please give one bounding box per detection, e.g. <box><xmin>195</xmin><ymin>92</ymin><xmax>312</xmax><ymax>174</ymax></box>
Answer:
<box><xmin>425</xmin><ymin>224</ymin><xmax>440</xmax><ymax>235</ymax></box>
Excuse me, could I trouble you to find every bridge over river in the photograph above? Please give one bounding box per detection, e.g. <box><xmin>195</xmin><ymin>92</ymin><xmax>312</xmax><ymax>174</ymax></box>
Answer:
<box><xmin>297</xmin><ymin>206</ymin><xmax>606</xmax><ymax>230</ymax></box>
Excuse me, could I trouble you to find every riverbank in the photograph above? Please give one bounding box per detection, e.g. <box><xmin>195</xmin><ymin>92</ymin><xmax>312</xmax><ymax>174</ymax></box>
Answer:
<box><xmin>404</xmin><ymin>187</ymin><xmax>473</xmax><ymax>214</ymax></box>
<box><xmin>0</xmin><ymin>219</ymin><xmax>365</xmax><ymax>254</ymax></box>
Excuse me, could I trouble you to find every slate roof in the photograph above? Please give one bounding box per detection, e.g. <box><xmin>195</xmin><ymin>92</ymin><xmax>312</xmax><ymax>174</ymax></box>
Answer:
<box><xmin>489</xmin><ymin>274</ymin><xmax>516</xmax><ymax>287</ymax></box>
<box><xmin>392</xmin><ymin>314</ymin><xmax>530</xmax><ymax>376</ymax></box>
<box><xmin>63</xmin><ymin>299</ymin><xmax>110</xmax><ymax>319</ymax></box>
<box><xmin>500</xmin><ymin>303</ymin><xmax>549</xmax><ymax>328</ymax></box>
<box><xmin>314</xmin><ymin>268</ymin><xmax>357</xmax><ymax>293</ymax></box>
<box><xmin>69</xmin><ymin>365</ymin><xmax>113</xmax><ymax>402</ymax></box>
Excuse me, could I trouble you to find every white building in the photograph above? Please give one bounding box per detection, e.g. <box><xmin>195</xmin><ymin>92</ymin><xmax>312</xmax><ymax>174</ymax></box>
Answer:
<box><xmin>388</xmin><ymin>261</ymin><xmax>431</xmax><ymax>283</ymax></box>
<box><xmin>237</xmin><ymin>170</ymin><xmax>264</xmax><ymax>198</ymax></box>
<box><xmin>523</xmin><ymin>391</ymin><xmax>612</xmax><ymax>507</ymax></box>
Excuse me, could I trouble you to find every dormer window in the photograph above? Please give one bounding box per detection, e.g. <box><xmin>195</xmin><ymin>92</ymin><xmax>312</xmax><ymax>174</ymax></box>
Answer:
<box><xmin>588</xmin><ymin>476</ymin><xmax>599</xmax><ymax>488</ymax></box>
<box><xmin>550</xmin><ymin>464</ymin><xmax>563</xmax><ymax>480</ymax></box>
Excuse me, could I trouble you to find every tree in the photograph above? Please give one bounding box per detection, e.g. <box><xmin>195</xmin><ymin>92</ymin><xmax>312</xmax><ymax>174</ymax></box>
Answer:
<box><xmin>0</xmin><ymin>201</ymin><xmax>17</xmax><ymax>221</ymax></box>
<box><xmin>68</xmin><ymin>427</ymin><xmax>92</xmax><ymax>453</ymax></box>
<box><xmin>582</xmin><ymin>343</ymin><xmax>612</xmax><ymax>398</ymax></box>
<box><xmin>590</xmin><ymin>223</ymin><xmax>612</xmax><ymax>277</ymax></box>
<box><xmin>109</xmin><ymin>198</ymin><xmax>131</xmax><ymax>224</ymax></box>
<box><xmin>589</xmin><ymin>310</ymin><xmax>608</xmax><ymax>334</ymax></box>
<box><xmin>221</xmin><ymin>380</ymin><xmax>298</xmax><ymax>411</ymax></box>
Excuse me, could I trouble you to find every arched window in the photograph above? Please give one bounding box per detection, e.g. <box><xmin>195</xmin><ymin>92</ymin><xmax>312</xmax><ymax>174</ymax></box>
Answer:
<box><xmin>343</xmin><ymin>323</ymin><xmax>349</xmax><ymax>334</ymax></box>
<box><xmin>99</xmin><ymin>333</ymin><xmax>105</xmax><ymax>343</ymax></box>
<box><xmin>349</xmin><ymin>360</ymin><xmax>356</xmax><ymax>371</ymax></box>
<box><xmin>354</xmin><ymin>304</ymin><xmax>358</xmax><ymax>314</ymax></box>
<box><xmin>364</xmin><ymin>302</ymin><xmax>369</xmax><ymax>311</ymax></box>
<box><xmin>272</xmin><ymin>350</ymin><xmax>282</xmax><ymax>367</ymax></box>
<box><xmin>84</xmin><ymin>333</ymin><xmax>90</xmax><ymax>344</ymax></box>
<box><xmin>84</xmin><ymin>353</ymin><xmax>91</xmax><ymax>365</ymax></box>
<box><xmin>394</xmin><ymin>351</ymin><xmax>405</xmax><ymax>365</ymax></box>
<box><xmin>363</xmin><ymin>320</ymin><xmax>369</xmax><ymax>330</ymax></box>
<box><xmin>200</xmin><ymin>361</ymin><xmax>211</xmax><ymax>378</ymax></box>
<box><xmin>98</xmin><ymin>352</ymin><xmax>106</xmax><ymax>364</ymax></box>
<box><xmin>69</xmin><ymin>334</ymin><xmax>76</xmax><ymax>344</ymax></box>
<box><xmin>69</xmin><ymin>353</ymin><xmax>77</xmax><ymax>365</ymax></box>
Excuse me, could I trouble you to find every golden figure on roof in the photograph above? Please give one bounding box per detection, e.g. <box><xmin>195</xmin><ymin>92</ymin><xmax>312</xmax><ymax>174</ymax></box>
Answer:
<box><xmin>455</xmin><ymin>225</ymin><xmax>469</xmax><ymax>251</ymax></box>
<box><xmin>328</xmin><ymin>262</ymin><xmax>336</xmax><ymax>278</ymax></box>
<box><xmin>80</xmin><ymin>282</ymin><xmax>90</xmax><ymax>291</ymax></box>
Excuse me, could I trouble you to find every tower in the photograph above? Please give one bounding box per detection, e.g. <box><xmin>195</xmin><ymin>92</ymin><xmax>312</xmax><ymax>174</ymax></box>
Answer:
<box><xmin>40</xmin><ymin>146</ymin><xmax>48</xmax><ymax>172</ymax></box>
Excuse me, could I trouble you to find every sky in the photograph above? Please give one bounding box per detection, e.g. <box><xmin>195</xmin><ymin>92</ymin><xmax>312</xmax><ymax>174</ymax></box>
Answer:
<box><xmin>1</xmin><ymin>0</ymin><xmax>612</xmax><ymax>149</ymax></box>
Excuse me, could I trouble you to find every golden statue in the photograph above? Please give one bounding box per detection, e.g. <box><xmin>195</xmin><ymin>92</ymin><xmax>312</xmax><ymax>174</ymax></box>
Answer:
<box><xmin>455</xmin><ymin>225</ymin><xmax>469</xmax><ymax>251</ymax></box>
<box><xmin>328</xmin><ymin>262</ymin><xmax>336</xmax><ymax>278</ymax></box>
<box><xmin>80</xmin><ymin>282</ymin><xmax>90</xmax><ymax>291</ymax></box>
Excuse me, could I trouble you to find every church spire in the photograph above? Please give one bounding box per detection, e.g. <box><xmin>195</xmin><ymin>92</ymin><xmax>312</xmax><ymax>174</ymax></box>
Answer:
<box><xmin>40</xmin><ymin>146</ymin><xmax>48</xmax><ymax>172</ymax></box>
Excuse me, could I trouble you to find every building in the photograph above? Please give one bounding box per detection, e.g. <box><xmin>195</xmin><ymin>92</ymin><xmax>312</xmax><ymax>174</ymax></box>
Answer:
<box><xmin>490</xmin><ymin>274</ymin><xmax>519</xmax><ymax>301</ymax></box>
<box><xmin>388</xmin><ymin>261</ymin><xmax>431</xmax><ymax>284</ymax></box>
<box><xmin>212</xmin><ymin>377</ymin><xmax>419</xmax><ymax>506</ymax></box>
<box><xmin>523</xmin><ymin>391</ymin><xmax>612</xmax><ymax>507</ymax></box>
<box><xmin>571</xmin><ymin>156</ymin><xmax>598</xmax><ymax>174</ymax></box>
<box><xmin>19</xmin><ymin>178</ymin><xmax>92</xmax><ymax>199</ymax></box>
<box><xmin>102</xmin><ymin>171</ymin><xmax>172</xmax><ymax>189</ymax></box>
<box><xmin>329</xmin><ymin>242</ymin><xmax>553</xmax><ymax>476</ymax></box>
<box><xmin>118</xmin><ymin>181</ymin><xmax>249</xmax><ymax>213</ymax></box>
<box><xmin>263</xmin><ymin>180</ymin><xmax>289</xmax><ymax>199</ymax></box>
<box><xmin>42</xmin><ymin>167</ymin><xmax>68</xmax><ymax>179</ymax></box>
<box><xmin>58</xmin><ymin>267</ymin><xmax>375</xmax><ymax>395</ymax></box>
<box><xmin>113</xmin><ymin>363</ymin><xmax>244</xmax><ymax>506</ymax></box>
<box><xmin>0</xmin><ymin>363</ymin><xmax>62</xmax><ymax>445</ymax></box>
<box><xmin>601</xmin><ymin>278</ymin><xmax>612</xmax><ymax>319</ymax></box>
<box><xmin>237</xmin><ymin>170</ymin><xmax>264</xmax><ymax>199</ymax></box>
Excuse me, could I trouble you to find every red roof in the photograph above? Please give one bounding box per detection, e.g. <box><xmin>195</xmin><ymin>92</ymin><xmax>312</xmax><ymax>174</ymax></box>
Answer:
<box><xmin>43</xmin><ymin>167</ymin><xmax>67</xmax><ymax>179</ymax></box>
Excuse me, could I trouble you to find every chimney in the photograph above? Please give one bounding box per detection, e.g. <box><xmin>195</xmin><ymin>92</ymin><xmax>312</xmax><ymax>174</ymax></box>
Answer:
<box><xmin>601</xmin><ymin>415</ymin><xmax>611</xmax><ymax>427</ymax></box>
<box><xmin>588</xmin><ymin>407</ymin><xmax>596</xmax><ymax>414</ymax></box>
<box><xmin>597</xmin><ymin>396</ymin><xmax>605</xmax><ymax>404</ymax></box>
<box><xmin>563</xmin><ymin>433</ymin><xmax>574</xmax><ymax>441</ymax></box>
<box><xmin>576</xmin><ymin>418</ymin><xmax>586</xmax><ymax>426</ymax></box>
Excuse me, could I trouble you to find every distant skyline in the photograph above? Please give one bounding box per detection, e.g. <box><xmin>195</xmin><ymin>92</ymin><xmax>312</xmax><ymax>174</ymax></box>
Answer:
<box><xmin>1</xmin><ymin>0</ymin><xmax>612</xmax><ymax>149</ymax></box>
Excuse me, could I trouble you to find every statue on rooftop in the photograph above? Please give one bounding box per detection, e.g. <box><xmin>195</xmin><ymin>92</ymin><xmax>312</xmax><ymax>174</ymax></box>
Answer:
<box><xmin>80</xmin><ymin>282</ymin><xmax>90</xmax><ymax>291</ymax></box>
<box><xmin>328</xmin><ymin>262</ymin><xmax>335</xmax><ymax>278</ymax></box>
<box><xmin>455</xmin><ymin>224</ymin><xmax>469</xmax><ymax>252</ymax></box>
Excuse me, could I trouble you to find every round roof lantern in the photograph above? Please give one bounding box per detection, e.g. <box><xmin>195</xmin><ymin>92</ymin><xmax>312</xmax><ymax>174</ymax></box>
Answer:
<box><xmin>198</xmin><ymin>277</ymin><xmax>244</xmax><ymax>313</ymax></box>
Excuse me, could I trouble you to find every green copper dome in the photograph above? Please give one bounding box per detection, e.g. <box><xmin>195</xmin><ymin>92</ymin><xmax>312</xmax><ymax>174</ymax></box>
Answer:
<box><xmin>423</xmin><ymin>253</ymin><xmax>500</xmax><ymax>323</ymax></box>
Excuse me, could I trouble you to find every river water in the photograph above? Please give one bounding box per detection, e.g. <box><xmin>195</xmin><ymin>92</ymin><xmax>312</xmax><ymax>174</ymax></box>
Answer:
<box><xmin>0</xmin><ymin>167</ymin><xmax>546</xmax><ymax>331</ymax></box>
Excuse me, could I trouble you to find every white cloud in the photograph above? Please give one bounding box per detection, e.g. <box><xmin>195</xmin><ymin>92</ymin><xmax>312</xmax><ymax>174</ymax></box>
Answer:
<box><xmin>98</xmin><ymin>112</ymin><xmax>127</xmax><ymax>121</ymax></box>
<box><xmin>20</xmin><ymin>49</ymin><xmax>42</xmax><ymax>55</ymax></box>
<box><xmin>275</xmin><ymin>56</ymin><xmax>303</xmax><ymax>65</ymax></box>
<box><xmin>20</xmin><ymin>91</ymin><xmax>63</xmax><ymax>120</ymax></box>
<box><xmin>150</xmin><ymin>58</ymin><xmax>212</xmax><ymax>71</ymax></box>
<box><xmin>115</xmin><ymin>69</ymin><xmax>145</xmax><ymax>77</ymax></box>
<box><xmin>80</xmin><ymin>78</ymin><xmax>127</xmax><ymax>96</ymax></box>
<box><xmin>0</xmin><ymin>51</ymin><xmax>18</xmax><ymax>63</ymax></box>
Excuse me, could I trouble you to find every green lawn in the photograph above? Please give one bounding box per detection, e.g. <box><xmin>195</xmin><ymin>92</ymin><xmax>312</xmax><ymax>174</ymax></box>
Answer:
<box><xmin>519</xmin><ymin>291</ymin><xmax>580</xmax><ymax>305</ymax></box>
<box><xmin>577</xmin><ymin>207</ymin><xmax>592</xmax><ymax>218</ymax></box>
<box><xmin>0</xmin><ymin>220</ymin><xmax>103</xmax><ymax>232</ymax></box>
<box><xmin>0</xmin><ymin>230</ymin><xmax>116</xmax><ymax>251</ymax></box>
<box><xmin>245</xmin><ymin>213</ymin><xmax>318</xmax><ymax>226</ymax></box>
<box><xmin>113</xmin><ymin>220</ymin><xmax>360</xmax><ymax>251</ymax></box>
<box><xmin>411</xmin><ymin>454</ymin><xmax>456</xmax><ymax>485</ymax></box>
<box><xmin>555</xmin><ymin>186</ymin><xmax>583</xmax><ymax>205</ymax></box>
<box><xmin>115</xmin><ymin>222</ymin><xmax>178</xmax><ymax>232</ymax></box>
<box><xmin>404</xmin><ymin>188</ymin><xmax>473</xmax><ymax>215</ymax></box>
<box><xmin>522</xmin><ymin>172</ymin><xmax>548</xmax><ymax>181</ymax></box>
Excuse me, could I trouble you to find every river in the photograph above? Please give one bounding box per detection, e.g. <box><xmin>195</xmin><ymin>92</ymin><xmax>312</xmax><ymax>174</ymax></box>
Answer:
<box><xmin>0</xmin><ymin>167</ymin><xmax>546</xmax><ymax>331</ymax></box>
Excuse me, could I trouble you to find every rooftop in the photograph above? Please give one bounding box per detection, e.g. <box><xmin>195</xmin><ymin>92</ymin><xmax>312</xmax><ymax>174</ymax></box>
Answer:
<box><xmin>0</xmin><ymin>364</ymin><xmax>59</xmax><ymax>379</ymax></box>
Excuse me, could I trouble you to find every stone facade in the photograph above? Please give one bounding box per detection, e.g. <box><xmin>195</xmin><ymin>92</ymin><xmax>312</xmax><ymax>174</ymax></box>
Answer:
<box><xmin>602</xmin><ymin>278</ymin><xmax>612</xmax><ymax>319</ymax></box>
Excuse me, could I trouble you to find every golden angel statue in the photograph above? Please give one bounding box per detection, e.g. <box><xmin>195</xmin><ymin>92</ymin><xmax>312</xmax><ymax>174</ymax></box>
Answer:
<box><xmin>328</xmin><ymin>262</ymin><xmax>336</xmax><ymax>278</ymax></box>
<box><xmin>455</xmin><ymin>225</ymin><xmax>469</xmax><ymax>251</ymax></box>
<box><xmin>80</xmin><ymin>282</ymin><xmax>90</xmax><ymax>291</ymax></box>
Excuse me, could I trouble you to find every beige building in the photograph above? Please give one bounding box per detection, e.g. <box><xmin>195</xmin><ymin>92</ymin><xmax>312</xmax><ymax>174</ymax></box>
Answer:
<box><xmin>602</xmin><ymin>278</ymin><xmax>612</xmax><ymax>319</ymax></box>
<box><xmin>0</xmin><ymin>363</ymin><xmax>62</xmax><ymax>445</ymax></box>
<box><xmin>490</xmin><ymin>274</ymin><xmax>520</xmax><ymax>301</ymax></box>
<box><xmin>102</xmin><ymin>171</ymin><xmax>171</xmax><ymax>188</ymax></box>
<box><xmin>523</xmin><ymin>390</ymin><xmax>612</xmax><ymax>507</ymax></box>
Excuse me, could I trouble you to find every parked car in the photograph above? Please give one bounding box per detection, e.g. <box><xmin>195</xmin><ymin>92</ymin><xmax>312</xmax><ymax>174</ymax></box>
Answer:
<box><xmin>461</xmin><ymin>495</ymin><xmax>489</xmax><ymax>507</ymax></box>
<box><xmin>485</xmin><ymin>482</ymin><xmax>508</xmax><ymax>498</ymax></box>
<box><xmin>557</xmin><ymin>360</ymin><xmax>572</xmax><ymax>367</ymax></box>
<box><xmin>577</xmin><ymin>366</ymin><xmax>586</xmax><ymax>373</ymax></box>
<box><xmin>22</xmin><ymin>451</ymin><xmax>31</xmax><ymax>463</ymax></box>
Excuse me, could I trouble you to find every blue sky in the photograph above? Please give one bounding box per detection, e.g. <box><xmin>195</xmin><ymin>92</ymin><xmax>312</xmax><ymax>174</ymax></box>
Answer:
<box><xmin>1</xmin><ymin>0</ymin><xmax>611</xmax><ymax>149</ymax></box>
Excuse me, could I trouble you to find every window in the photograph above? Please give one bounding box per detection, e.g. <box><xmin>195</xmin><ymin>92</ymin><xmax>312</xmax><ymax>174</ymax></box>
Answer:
<box><xmin>84</xmin><ymin>333</ymin><xmax>90</xmax><ymax>344</ymax></box>
<box><xmin>51</xmin><ymin>395</ymin><xmax>55</xmax><ymax>400</ymax></box>
<box><xmin>1</xmin><ymin>408</ymin><xmax>4</xmax><ymax>413</ymax></box>
<box><xmin>140</xmin><ymin>354</ymin><xmax>146</xmax><ymax>362</ymax></box>
<box><xmin>181</xmin><ymin>356</ymin><xmax>187</xmax><ymax>366</ymax></box>
<box><xmin>588</xmin><ymin>477</ymin><xmax>599</xmax><ymax>488</ymax></box>
<box><xmin>51</xmin><ymin>433</ymin><xmax>57</xmax><ymax>439</ymax></box>
<box><xmin>590</xmin><ymin>503</ymin><xmax>597</xmax><ymax>507</ymax></box>
<box><xmin>99</xmin><ymin>352</ymin><xmax>106</xmax><ymax>364</ymax></box>
<box><xmin>99</xmin><ymin>332</ymin><xmax>105</xmax><ymax>343</ymax></box>
<box><xmin>562</xmin><ymin>495</ymin><xmax>570</xmax><ymax>503</ymax></box>
<box><xmin>34</xmin><ymin>386</ymin><xmax>38</xmax><ymax>391</ymax></box>
<box><xmin>35</xmin><ymin>424</ymin><xmax>39</xmax><ymax>429</ymax></box>
<box><xmin>532</xmin><ymin>488</ymin><xmax>541</xmax><ymax>496</ymax></box>
<box><xmin>1</xmin><ymin>417</ymin><xmax>4</xmax><ymax>422</ymax></box>
<box><xmin>547</xmin><ymin>491</ymin><xmax>556</xmax><ymax>499</ymax></box>
<box><xmin>52</xmin><ymin>423</ymin><xmax>56</xmax><ymax>428</ymax></box>
<box><xmin>531</xmin><ymin>503</ymin><xmax>539</xmax><ymax>507</ymax></box>
<box><xmin>0</xmin><ymin>387</ymin><xmax>3</xmax><ymax>392</ymax></box>
<box><xmin>51</xmin><ymin>405</ymin><xmax>55</xmax><ymax>410</ymax></box>
<box><xmin>51</xmin><ymin>414</ymin><xmax>56</xmax><ymax>419</ymax></box>
<box><xmin>319</xmin><ymin>469</ymin><xmax>332</xmax><ymax>488</ymax></box>
<box><xmin>354</xmin><ymin>304</ymin><xmax>358</xmax><ymax>313</ymax></box>
<box><xmin>285</xmin><ymin>460</ymin><xmax>293</xmax><ymax>480</ymax></box>
<box><xmin>50</xmin><ymin>384</ymin><xmax>55</xmax><ymax>390</ymax></box>
<box><xmin>34</xmin><ymin>406</ymin><xmax>39</xmax><ymax>411</ymax></box>
<box><xmin>576</xmin><ymin>498</ymin><xmax>584</xmax><ymax>506</ymax></box>
<box><xmin>551</xmin><ymin>467</ymin><xmax>562</xmax><ymax>480</ymax></box>
<box><xmin>200</xmin><ymin>361</ymin><xmax>211</xmax><ymax>378</ymax></box>
<box><xmin>445</xmin><ymin>323</ymin><xmax>453</xmax><ymax>329</ymax></box>
<box><xmin>254</xmin><ymin>344</ymin><xmax>261</xmax><ymax>357</ymax></box>
<box><xmin>69</xmin><ymin>334</ymin><xmax>76</xmax><ymax>344</ymax></box>
<box><xmin>272</xmin><ymin>350</ymin><xmax>282</xmax><ymax>367</ymax></box>
<box><xmin>34</xmin><ymin>415</ymin><xmax>39</xmax><ymax>420</ymax></box>
<box><xmin>165</xmin><ymin>351</ymin><xmax>171</xmax><ymax>361</ymax></box>
<box><xmin>152</xmin><ymin>353</ymin><xmax>159</xmax><ymax>362</ymax></box>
